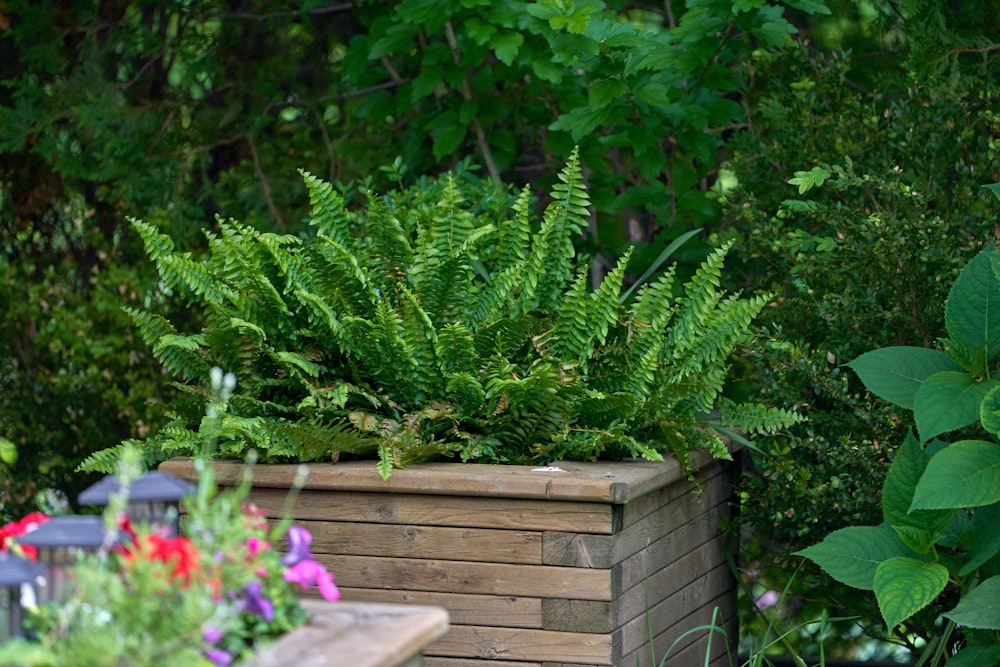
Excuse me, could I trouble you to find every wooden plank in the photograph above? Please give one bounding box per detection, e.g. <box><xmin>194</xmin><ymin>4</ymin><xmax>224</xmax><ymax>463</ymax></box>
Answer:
<box><xmin>247</xmin><ymin>487</ymin><xmax>615</xmax><ymax>533</ymax></box>
<box><xmin>539</xmin><ymin>599</ymin><xmax>611</xmax><ymax>634</ymax></box>
<box><xmin>612</xmin><ymin>542</ymin><xmax>730</xmax><ymax>635</ymax></box>
<box><xmin>620</xmin><ymin>593</ymin><xmax>736</xmax><ymax>667</ymax></box>
<box><xmin>248</xmin><ymin>599</ymin><xmax>448</xmax><ymax>667</ymax></box>
<box><xmin>652</xmin><ymin>594</ymin><xmax>737</xmax><ymax>666</ymax></box>
<box><xmin>540</xmin><ymin>528</ymin><xmax>727</xmax><ymax>633</ymax></box>
<box><xmin>618</xmin><ymin>460</ymin><xmax>728</xmax><ymax>530</ymax></box>
<box><xmin>319</xmin><ymin>554</ymin><xmax>613</xmax><ymax>601</ymax></box>
<box><xmin>608</xmin><ymin>473</ymin><xmax>731</xmax><ymax>567</ymax></box>
<box><xmin>427</xmin><ymin>660</ymin><xmax>540</xmax><ymax>667</ymax></box>
<box><xmin>285</xmin><ymin>518</ymin><xmax>543</xmax><ymax>565</ymax></box>
<box><xmin>428</xmin><ymin>625</ymin><xmax>612</xmax><ymax>665</ymax></box>
<box><xmin>540</xmin><ymin>474</ymin><xmax>730</xmax><ymax>569</ymax></box>
<box><xmin>336</xmin><ymin>587</ymin><xmax>543</xmax><ymax>628</ymax></box>
<box><xmin>160</xmin><ymin>451</ymin><xmax>729</xmax><ymax>502</ymax></box>
<box><xmin>613</xmin><ymin>498</ymin><xmax>731</xmax><ymax>595</ymax></box>
<box><xmin>615</xmin><ymin>562</ymin><xmax>734</xmax><ymax>659</ymax></box>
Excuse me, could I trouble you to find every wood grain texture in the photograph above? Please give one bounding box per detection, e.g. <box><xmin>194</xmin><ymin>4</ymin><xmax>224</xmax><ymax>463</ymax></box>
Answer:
<box><xmin>160</xmin><ymin>447</ymin><xmax>728</xmax><ymax>502</ymax></box>
<box><xmin>336</xmin><ymin>587</ymin><xmax>542</xmax><ymax>628</ymax></box>
<box><xmin>318</xmin><ymin>553</ymin><xmax>613</xmax><ymax>601</ymax></box>
<box><xmin>247</xmin><ymin>486</ymin><xmax>615</xmax><ymax>533</ymax></box>
<box><xmin>247</xmin><ymin>599</ymin><xmax>448</xmax><ymax>667</ymax></box>
<box><xmin>164</xmin><ymin>453</ymin><xmax>740</xmax><ymax>667</ymax></box>
<box><xmin>293</xmin><ymin>518</ymin><xmax>543</xmax><ymax>564</ymax></box>
<box><xmin>428</xmin><ymin>625</ymin><xmax>612</xmax><ymax>665</ymax></box>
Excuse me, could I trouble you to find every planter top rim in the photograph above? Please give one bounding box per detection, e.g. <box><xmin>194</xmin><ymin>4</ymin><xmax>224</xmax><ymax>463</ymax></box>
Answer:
<box><xmin>160</xmin><ymin>447</ymin><xmax>733</xmax><ymax>504</ymax></box>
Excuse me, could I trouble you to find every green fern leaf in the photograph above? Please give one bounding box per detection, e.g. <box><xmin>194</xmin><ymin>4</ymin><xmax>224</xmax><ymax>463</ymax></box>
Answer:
<box><xmin>301</xmin><ymin>169</ymin><xmax>350</xmax><ymax>246</ymax></box>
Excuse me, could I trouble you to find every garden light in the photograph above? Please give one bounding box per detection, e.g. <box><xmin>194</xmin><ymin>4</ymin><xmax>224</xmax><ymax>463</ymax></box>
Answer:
<box><xmin>79</xmin><ymin>471</ymin><xmax>193</xmax><ymax>537</ymax></box>
<box><xmin>14</xmin><ymin>516</ymin><xmax>112</xmax><ymax>604</ymax></box>
<box><xmin>0</xmin><ymin>552</ymin><xmax>42</xmax><ymax>641</ymax></box>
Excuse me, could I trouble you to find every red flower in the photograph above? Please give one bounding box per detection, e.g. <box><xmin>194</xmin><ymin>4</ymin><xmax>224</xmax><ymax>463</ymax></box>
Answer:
<box><xmin>125</xmin><ymin>533</ymin><xmax>200</xmax><ymax>586</ymax></box>
<box><xmin>0</xmin><ymin>512</ymin><xmax>49</xmax><ymax>561</ymax></box>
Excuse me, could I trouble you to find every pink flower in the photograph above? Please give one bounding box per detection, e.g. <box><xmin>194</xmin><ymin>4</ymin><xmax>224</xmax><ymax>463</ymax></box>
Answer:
<box><xmin>283</xmin><ymin>560</ymin><xmax>340</xmax><ymax>601</ymax></box>
<box><xmin>246</xmin><ymin>537</ymin><xmax>270</xmax><ymax>557</ymax></box>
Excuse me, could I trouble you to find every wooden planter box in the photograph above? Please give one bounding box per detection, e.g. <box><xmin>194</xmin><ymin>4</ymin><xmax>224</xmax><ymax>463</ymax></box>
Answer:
<box><xmin>162</xmin><ymin>452</ymin><xmax>738</xmax><ymax>667</ymax></box>
<box><xmin>249</xmin><ymin>599</ymin><xmax>448</xmax><ymax>667</ymax></box>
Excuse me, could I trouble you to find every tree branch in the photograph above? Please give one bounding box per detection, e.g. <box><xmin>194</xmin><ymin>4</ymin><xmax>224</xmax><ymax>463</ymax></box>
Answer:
<box><xmin>445</xmin><ymin>21</ymin><xmax>501</xmax><ymax>184</ymax></box>
<box><xmin>245</xmin><ymin>132</ymin><xmax>286</xmax><ymax>229</ymax></box>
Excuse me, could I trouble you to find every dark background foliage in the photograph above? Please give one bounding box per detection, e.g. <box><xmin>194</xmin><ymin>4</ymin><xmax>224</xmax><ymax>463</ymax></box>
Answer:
<box><xmin>2</xmin><ymin>0</ymin><xmax>999</xmax><ymax>659</ymax></box>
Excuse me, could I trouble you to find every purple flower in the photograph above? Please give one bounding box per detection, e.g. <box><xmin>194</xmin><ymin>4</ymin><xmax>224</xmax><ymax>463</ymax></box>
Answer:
<box><xmin>238</xmin><ymin>580</ymin><xmax>275</xmax><ymax>621</ymax></box>
<box><xmin>284</xmin><ymin>559</ymin><xmax>340</xmax><ymax>601</ymax></box>
<box><xmin>755</xmin><ymin>589</ymin><xmax>780</xmax><ymax>612</ymax></box>
<box><xmin>281</xmin><ymin>525</ymin><xmax>314</xmax><ymax>566</ymax></box>
<box><xmin>204</xmin><ymin>649</ymin><xmax>233</xmax><ymax>667</ymax></box>
<box><xmin>203</xmin><ymin>626</ymin><xmax>223</xmax><ymax>645</ymax></box>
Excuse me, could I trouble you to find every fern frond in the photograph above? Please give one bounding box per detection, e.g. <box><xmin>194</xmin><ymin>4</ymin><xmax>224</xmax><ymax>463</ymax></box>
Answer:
<box><xmin>309</xmin><ymin>237</ymin><xmax>378</xmax><ymax>318</ymax></box>
<box><xmin>718</xmin><ymin>399</ymin><xmax>805</xmax><ymax>435</ymax></box>
<box><xmin>671</xmin><ymin>293</ymin><xmax>770</xmax><ymax>374</ymax></box>
<box><xmin>436</xmin><ymin>323</ymin><xmax>477</xmax><ymax>375</ymax></box>
<box><xmin>273</xmin><ymin>418</ymin><xmax>377</xmax><ymax>461</ymax></box>
<box><xmin>364</xmin><ymin>190</ymin><xmax>414</xmax><ymax>291</ymax></box>
<box><xmin>152</xmin><ymin>334</ymin><xmax>210</xmax><ymax>380</ymax></box>
<box><xmin>551</xmin><ymin>266</ymin><xmax>591</xmax><ymax>360</ymax></box>
<box><xmin>158</xmin><ymin>254</ymin><xmax>235</xmax><ymax>305</ymax></box>
<box><xmin>665</xmin><ymin>242</ymin><xmax>731</xmax><ymax>351</ymax></box>
<box><xmin>301</xmin><ymin>169</ymin><xmax>350</xmax><ymax>246</ymax></box>
<box><xmin>445</xmin><ymin>372</ymin><xmax>486</xmax><ymax>412</ymax></box>
<box><xmin>398</xmin><ymin>286</ymin><xmax>443</xmax><ymax>401</ymax></box>
<box><xmin>130</xmin><ymin>218</ymin><xmax>174</xmax><ymax>263</ymax></box>
<box><xmin>124</xmin><ymin>307</ymin><xmax>179</xmax><ymax>347</ymax></box>
<box><xmin>518</xmin><ymin>147</ymin><xmax>589</xmax><ymax>313</ymax></box>
<box><xmin>494</xmin><ymin>186</ymin><xmax>532</xmax><ymax>269</ymax></box>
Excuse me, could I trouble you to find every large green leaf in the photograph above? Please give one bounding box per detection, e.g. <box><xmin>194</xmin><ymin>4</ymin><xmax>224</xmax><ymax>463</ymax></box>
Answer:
<box><xmin>983</xmin><ymin>385</ymin><xmax>1000</xmax><ymax>436</ymax></box>
<box><xmin>960</xmin><ymin>502</ymin><xmax>1000</xmax><ymax>576</ymax></box>
<box><xmin>947</xmin><ymin>645</ymin><xmax>1000</xmax><ymax>667</ymax></box>
<box><xmin>794</xmin><ymin>524</ymin><xmax>912</xmax><ymax>590</ymax></box>
<box><xmin>873</xmin><ymin>557</ymin><xmax>949</xmax><ymax>631</ymax></box>
<box><xmin>846</xmin><ymin>347</ymin><xmax>960</xmax><ymax>411</ymax></box>
<box><xmin>913</xmin><ymin>372</ymin><xmax>1000</xmax><ymax>443</ymax></box>
<box><xmin>946</xmin><ymin>244</ymin><xmax>1000</xmax><ymax>364</ymax></box>
<box><xmin>882</xmin><ymin>432</ymin><xmax>951</xmax><ymax>553</ymax></box>
<box><xmin>944</xmin><ymin>575</ymin><xmax>1000</xmax><ymax>629</ymax></box>
<box><xmin>912</xmin><ymin>440</ymin><xmax>1000</xmax><ymax>510</ymax></box>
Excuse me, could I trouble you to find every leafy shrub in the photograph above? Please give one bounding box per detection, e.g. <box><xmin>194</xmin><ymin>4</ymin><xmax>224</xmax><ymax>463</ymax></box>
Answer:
<box><xmin>716</xmin><ymin>37</ymin><xmax>1000</xmax><ymax>654</ymax></box>
<box><xmin>799</xmin><ymin>237</ymin><xmax>1000</xmax><ymax>662</ymax></box>
<box><xmin>81</xmin><ymin>152</ymin><xmax>801</xmax><ymax>478</ymax></box>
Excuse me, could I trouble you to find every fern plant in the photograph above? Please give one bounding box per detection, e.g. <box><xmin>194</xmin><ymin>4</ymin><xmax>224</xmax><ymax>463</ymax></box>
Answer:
<box><xmin>82</xmin><ymin>149</ymin><xmax>801</xmax><ymax>479</ymax></box>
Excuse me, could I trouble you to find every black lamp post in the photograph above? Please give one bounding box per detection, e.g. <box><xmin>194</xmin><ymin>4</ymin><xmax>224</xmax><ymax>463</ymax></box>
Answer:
<box><xmin>0</xmin><ymin>552</ymin><xmax>42</xmax><ymax>641</ymax></box>
<box><xmin>78</xmin><ymin>471</ymin><xmax>193</xmax><ymax>537</ymax></box>
<box><xmin>14</xmin><ymin>516</ymin><xmax>111</xmax><ymax>604</ymax></box>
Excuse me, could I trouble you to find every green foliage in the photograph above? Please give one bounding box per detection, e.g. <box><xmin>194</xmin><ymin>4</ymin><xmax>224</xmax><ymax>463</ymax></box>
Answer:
<box><xmin>717</xmin><ymin>30</ymin><xmax>1000</xmax><ymax>656</ymax></box>
<box><xmin>798</xmin><ymin>242</ymin><xmax>1000</xmax><ymax>663</ymax></box>
<box><xmin>82</xmin><ymin>152</ymin><xmax>801</xmax><ymax>478</ymax></box>
<box><xmin>343</xmin><ymin>0</ymin><xmax>830</xmax><ymax>265</ymax></box>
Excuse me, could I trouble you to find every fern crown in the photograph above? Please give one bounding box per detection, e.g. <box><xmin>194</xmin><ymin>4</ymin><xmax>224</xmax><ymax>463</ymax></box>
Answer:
<box><xmin>82</xmin><ymin>149</ymin><xmax>802</xmax><ymax>479</ymax></box>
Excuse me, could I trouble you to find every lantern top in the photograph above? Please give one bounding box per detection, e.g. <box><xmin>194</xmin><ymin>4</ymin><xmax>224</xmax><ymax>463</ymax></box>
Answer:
<box><xmin>78</xmin><ymin>471</ymin><xmax>194</xmax><ymax>506</ymax></box>
<box><xmin>14</xmin><ymin>515</ymin><xmax>114</xmax><ymax>549</ymax></box>
<box><xmin>0</xmin><ymin>551</ymin><xmax>43</xmax><ymax>586</ymax></box>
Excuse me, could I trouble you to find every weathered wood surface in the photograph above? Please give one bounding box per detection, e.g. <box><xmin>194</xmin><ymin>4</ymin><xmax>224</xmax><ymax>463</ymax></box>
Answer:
<box><xmin>160</xmin><ymin>450</ymin><xmax>725</xmax><ymax>503</ymax></box>
<box><xmin>247</xmin><ymin>599</ymin><xmax>448</xmax><ymax>667</ymax></box>
<box><xmin>164</xmin><ymin>450</ymin><xmax>738</xmax><ymax>667</ymax></box>
<box><xmin>246</xmin><ymin>487</ymin><xmax>615</xmax><ymax>533</ymax></box>
<box><xmin>319</xmin><ymin>553</ymin><xmax>614</xmax><ymax>601</ymax></box>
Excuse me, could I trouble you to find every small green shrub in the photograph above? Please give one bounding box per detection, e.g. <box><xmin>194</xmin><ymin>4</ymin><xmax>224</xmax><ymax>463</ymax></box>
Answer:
<box><xmin>81</xmin><ymin>151</ymin><xmax>801</xmax><ymax>478</ymax></box>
